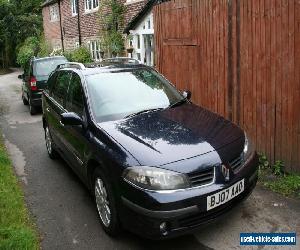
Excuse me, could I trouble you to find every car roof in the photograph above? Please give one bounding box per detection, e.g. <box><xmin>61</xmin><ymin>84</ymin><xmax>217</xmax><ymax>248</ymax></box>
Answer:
<box><xmin>57</xmin><ymin>63</ymin><xmax>151</xmax><ymax>76</ymax></box>
<box><xmin>32</xmin><ymin>56</ymin><xmax>66</xmax><ymax>62</ymax></box>
<box><xmin>83</xmin><ymin>64</ymin><xmax>150</xmax><ymax>76</ymax></box>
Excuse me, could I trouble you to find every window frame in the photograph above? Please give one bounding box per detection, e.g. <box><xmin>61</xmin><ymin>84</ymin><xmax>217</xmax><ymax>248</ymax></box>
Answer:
<box><xmin>126</xmin><ymin>0</ymin><xmax>144</xmax><ymax>4</ymax></box>
<box><xmin>51</xmin><ymin>70</ymin><xmax>72</xmax><ymax>107</ymax></box>
<box><xmin>65</xmin><ymin>72</ymin><xmax>85</xmax><ymax>117</ymax></box>
<box><xmin>47</xmin><ymin>71</ymin><xmax>59</xmax><ymax>93</ymax></box>
<box><xmin>49</xmin><ymin>4</ymin><xmax>59</xmax><ymax>22</ymax></box>
<box><xmin>89</xmin><ymin>40</ymin><xmax>101</xmax><ymax>61</ymax></box>
<box><xmin>85</xmin><ymin>0</ymin><xmax>99</xmax><ymax>13</ymax></box>
<box><xmin>71</xmin><ymin>0</ymin><xmax>78</xmax><ymax>16</ymax></box>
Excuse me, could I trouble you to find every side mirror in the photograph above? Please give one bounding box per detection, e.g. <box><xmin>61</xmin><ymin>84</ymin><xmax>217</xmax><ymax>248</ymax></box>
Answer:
<box><xmin>61</xmin><ymin>112</ymin><xmax>83</xmax><ymax>126</ymax></box>
<box><xmin>18</xmin><ymin>74</ymin><xmax>23</xmax><ymax>79</ymax></box>
<box><xmin>182</xmin><ymin>90</ymin><xmax>192</xmax><ymax>100</ymax></box>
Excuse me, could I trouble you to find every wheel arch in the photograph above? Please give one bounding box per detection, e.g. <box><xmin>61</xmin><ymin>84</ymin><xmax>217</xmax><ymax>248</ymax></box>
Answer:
<box><xmin>86</xmin><ymin>157</ymin><xmax>119</xmax><ymax>195</ymax></box>
<box><xmin>86</xmin><ymin>158</ymin><xmax>104</xmax><ymax>190</ymax></box>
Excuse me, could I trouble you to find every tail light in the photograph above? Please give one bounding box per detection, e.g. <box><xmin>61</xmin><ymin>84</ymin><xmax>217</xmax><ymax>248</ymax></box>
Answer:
<box><xmin>30</xmin><ymin>76</ymin><xmax>37</xmax><ymax>91</ymax></box>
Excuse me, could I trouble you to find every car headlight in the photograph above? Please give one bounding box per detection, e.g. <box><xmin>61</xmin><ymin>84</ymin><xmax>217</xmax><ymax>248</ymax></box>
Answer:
<box><xmin>243</xmin><ymin>133</ymin><xmax>254</xmax><ymax>160</ymax></box>
<box><xmin>123</xmin><ymin>166</ymin><xmax>190</xmax><ymax>191</ymax></box>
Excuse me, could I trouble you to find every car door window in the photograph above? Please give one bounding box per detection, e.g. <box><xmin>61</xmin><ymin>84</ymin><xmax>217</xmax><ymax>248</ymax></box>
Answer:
<box><xmin>66</xmin><ymin>73</ymin><xmax>84</xmax><ymax>116</ymax></box>
<box><xmin>47</xmin><ymin>71</ymin><xmax>59</xmax><ymax>93</ymax></box>
<box><xmin>52</xmin><ymin>71</ymin><xmax>72</xmax><ymax>106</ymax></box>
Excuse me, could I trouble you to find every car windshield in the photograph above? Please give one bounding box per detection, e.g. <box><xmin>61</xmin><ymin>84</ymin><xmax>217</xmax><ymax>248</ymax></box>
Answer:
<box><xmin>86</xmin><ymin>68</ymin><xmax>183</xmax><ymax>122</ymax></box>
<box><xmin>34</xmin><ymin>58</ymin><xmax>67</xmax><ymax>76</ymax></box>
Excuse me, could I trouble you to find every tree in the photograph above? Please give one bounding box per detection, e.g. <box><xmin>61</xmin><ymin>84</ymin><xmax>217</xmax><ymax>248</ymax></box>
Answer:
<box><xmin>98</xmin><ymin>0</ymin><xmax>126</xmax><ymax>57</ymax></box>
<box><xmin>0</xmin><ymin>0</ymin><xmax>43</xmax><ymax>68</ymax></box>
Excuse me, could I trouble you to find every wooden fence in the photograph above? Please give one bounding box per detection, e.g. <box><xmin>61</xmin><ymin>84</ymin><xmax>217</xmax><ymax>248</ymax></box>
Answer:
<box><xmin>154</xmin><ymin>0</ymin><xmax>300</xmax><ymax>172</ymax></box>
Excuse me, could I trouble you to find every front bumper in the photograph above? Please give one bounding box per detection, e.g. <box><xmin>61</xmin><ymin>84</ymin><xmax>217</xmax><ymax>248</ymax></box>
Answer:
<box><xmin>119</xmin><ymin>153</ymin><xmax>258</xmax><ymax>239</ymax></box>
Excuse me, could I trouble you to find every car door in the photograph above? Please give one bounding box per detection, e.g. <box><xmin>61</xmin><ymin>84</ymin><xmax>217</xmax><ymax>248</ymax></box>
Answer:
<box><xmin>47</xmin><ymin>70</ymin><xmax>72</xmax><ymax>155</ymax></box>
<box><xmin>43</xmin><ymin>70</ymin><xmax>59</xmax><ymax>129</ymax></box>
<box><xmin>63</xmin><ymin>72</ymin><xmax>87</xmax><ymax>176</ymax></box>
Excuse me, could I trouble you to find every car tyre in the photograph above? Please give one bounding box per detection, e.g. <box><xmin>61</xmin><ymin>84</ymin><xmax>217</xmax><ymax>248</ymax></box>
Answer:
<box><xmin>93</xmin><ymin>167</ymin><xmax>120</xmax><ymax>237</ymax></box>
<box><xmin>29</xmin><ymin>98</ymin><xmax>37</xmax><ymax>115</ymax></box>
<box><xmin>22</xmin><ymin>94</ymin><xmax>28</xmax><ymax>105</ymax></box>
<box><xmin>44</xmin><ymin>125</ymin><xmax>58</xmax><ymax>159</ymax></box>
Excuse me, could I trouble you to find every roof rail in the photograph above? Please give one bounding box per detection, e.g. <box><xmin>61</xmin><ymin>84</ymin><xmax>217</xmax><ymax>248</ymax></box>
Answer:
<box><xmin>56</xmin><ymin>62</ymin><xmax>86</xmax><ymax>70</ymax></box>
<box><xmin>103</xmin><ymin>57</ymin><xmax>140</xmax><ymax>64</ymax></box>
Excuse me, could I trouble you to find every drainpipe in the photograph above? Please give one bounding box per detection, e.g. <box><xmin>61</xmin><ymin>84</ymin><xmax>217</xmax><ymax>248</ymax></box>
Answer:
<box><xmin>58</xmin><ymin>0</ymin><xmax>64</xmax><ymax>51</ymax></box>
<box><xmin>76</xmin><ymin>0</ymin><xmax>82</xmax><ymax>45</ymax></box>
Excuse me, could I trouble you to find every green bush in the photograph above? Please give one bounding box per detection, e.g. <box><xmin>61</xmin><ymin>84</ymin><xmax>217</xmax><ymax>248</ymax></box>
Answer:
<box><xmin>273</xmin><ymin>160</ymin><xmax>284</xmax><ymax>176</ymax></box>
<box><xmin>99</xmin><ymin>0</ymin><xmax>125</xmax><ymax>56</ymax></box>
<box><xmin>37</xmin><ymin>35</ymin><xmax>52</xmax><ymax>57</ymax></box>
<box><xmin>63</xmin><ymin>51</ymin><xmax>73</xmax><ymax>62</ymax></box>
<box><xmin>258</xmin><ymin>153</ymin><xmax>300</xmax><ymax>197</ymax></box>
<box><xmin>17</xmin><ymin>35</ymin><xmax>52</xmax><ymax>69</ymax></box>
<box><xmin>67</xmin><ymin>46</ymin><xmax>92</xmax><ymax>63</ymax></box>
<box><xmin>16</xmin><ymin>37</ymin><xmax>39</xmax><ymax>68</ymax></box>
<box><xmin>17</xmin><ymin>37</ymin><xmax>93</xmax><ymax>68</ymax></box>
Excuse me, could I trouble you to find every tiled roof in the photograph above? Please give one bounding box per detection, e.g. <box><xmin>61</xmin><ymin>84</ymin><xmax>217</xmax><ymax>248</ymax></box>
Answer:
<box><xmin>123</xmin><ymin>0</ymin><xmax>157</xmax><ymax>34</ymax></box>
<box><xmin>41</xmin><ymin>0</ymin><xmax>58</xmax><ymax>8</ymax></box>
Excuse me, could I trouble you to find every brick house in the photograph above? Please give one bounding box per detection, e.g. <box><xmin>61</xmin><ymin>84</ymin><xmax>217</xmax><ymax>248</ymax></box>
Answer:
<box><xmin>41</xmin><ymin>0</ymin><xmax>149</xmax><ymax>60</ymax></box>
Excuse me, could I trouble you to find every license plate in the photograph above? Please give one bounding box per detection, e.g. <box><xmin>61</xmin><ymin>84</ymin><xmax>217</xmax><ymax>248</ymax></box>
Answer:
<box><xmin>207</xmin><ymin>179</ymin><xmax>244</xmax><ymax>211</ymax></box>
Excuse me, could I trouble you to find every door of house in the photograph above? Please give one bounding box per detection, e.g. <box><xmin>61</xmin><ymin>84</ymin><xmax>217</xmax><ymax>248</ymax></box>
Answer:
<box><xmin>143</xmin><ymin>34</ymin><xmax>154</xmax><ymax>66</ymax></box>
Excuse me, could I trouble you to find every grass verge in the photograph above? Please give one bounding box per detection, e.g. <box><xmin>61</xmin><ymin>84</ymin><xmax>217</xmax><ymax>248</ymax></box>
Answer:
<box><xmin>258</xmin><ymin>155</ymin><xmax>300</xmax><ymax>198</ymax></box>
<box><xmin>0</xmin><ymin>135</ymin><xmax>39</xmax><ymax>250</ymax></box>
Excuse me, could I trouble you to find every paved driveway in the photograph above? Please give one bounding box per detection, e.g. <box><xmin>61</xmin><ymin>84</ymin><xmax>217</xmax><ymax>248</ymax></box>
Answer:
<box><xmin>0</xmin><ymin>69</ymin><xmax>299</xmax><ymax>250</ymax></box>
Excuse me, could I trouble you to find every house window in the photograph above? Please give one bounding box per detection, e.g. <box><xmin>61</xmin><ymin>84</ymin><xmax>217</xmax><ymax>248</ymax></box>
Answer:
<box><xmin>89</xmin><ymin>41</ymin><xmax>101</xmax><ymax>61</ymax></box>
<box><xmin>85</xmin><ymin>0</ymin><xmax>99</xmax><ymax>12</ymax></box>
<box><xmin>71</xmin><ymin>0</ymin><xmax>78</xmax><ymax>15</ymax></box>
<box><xmin>49</xmin><ymin>5</ymin><xmax>59</xmax><ymax>22</ymax></box>
<box><xmin>126</xmin><ymin>0</ymin><xmax>143</xmax><ymax>3</ymax></box>
<box><xmin>137</xmin><ymin>35</ymin><xmax>140</xmax><ymax>49</ymax></box>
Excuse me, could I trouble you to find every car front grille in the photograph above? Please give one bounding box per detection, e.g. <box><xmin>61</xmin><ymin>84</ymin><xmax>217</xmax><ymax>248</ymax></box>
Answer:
<box><xmin>229</xmin><ymin>154</ymin><xmax>244</xmax><ymax>172</ymax></box>
<box><xmin>187</xmin><ymin>168</ymin><xmax>215</xmax><ymax>187</ymax></box>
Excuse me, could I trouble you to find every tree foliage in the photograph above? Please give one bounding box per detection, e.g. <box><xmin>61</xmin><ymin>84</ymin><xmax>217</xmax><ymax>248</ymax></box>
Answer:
<box><xmin>16</xmin><ymin>37</ymin><xmax>39</xmax><ymax>68</ymax></box>
<box><xmin>98</xmin><ymin>0</ymin><xmax>126</xmax><ymax>57</ymax></box>
<box><xmin>0</xmin><ymin>0</ymin><xmax>43</xmax><ymax>68</ymax></box>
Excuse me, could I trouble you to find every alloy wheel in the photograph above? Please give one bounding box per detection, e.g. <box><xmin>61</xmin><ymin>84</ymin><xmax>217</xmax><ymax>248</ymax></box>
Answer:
<box><xmin>95</xmin><ymin>178</ymin><xmax>111</xmax><ymax>227</ymax></box>
<box><xmin>45</xmin><ymin>126</ymin><xmax>52</xmax><ymax>155</ymax></box>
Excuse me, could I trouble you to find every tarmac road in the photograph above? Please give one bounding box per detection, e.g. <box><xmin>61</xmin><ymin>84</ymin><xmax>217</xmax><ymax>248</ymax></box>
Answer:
<box><xmin>0</xmin><ymin>69</ymin><xmax>299</xmax><ymax>250</ymax></box>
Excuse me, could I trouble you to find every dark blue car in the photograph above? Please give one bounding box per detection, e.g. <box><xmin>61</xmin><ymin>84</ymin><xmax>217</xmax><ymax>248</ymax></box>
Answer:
<box><xmin>42</xmin><ymin>62</ymin><xmax>258</xmax><ymax>239</ymax></box>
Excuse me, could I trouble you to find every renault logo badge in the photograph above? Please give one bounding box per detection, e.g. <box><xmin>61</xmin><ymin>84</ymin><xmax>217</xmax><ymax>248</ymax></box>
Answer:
<box><xmin>221</xmin><ymin>164</ymin><xmax>230</xmax><ymax>181</ymax></box>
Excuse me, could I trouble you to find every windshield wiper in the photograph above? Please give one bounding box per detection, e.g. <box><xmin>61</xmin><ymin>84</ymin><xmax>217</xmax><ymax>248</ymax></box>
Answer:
<box><xmin>124</xmin><ymin>108</ymin><xmax>164</xmax><ymax>119</ymax></box>
<box><xmin>168</xmin><ymin>97</ymin><xmax>187</xmax><ymax>108</ymax></box>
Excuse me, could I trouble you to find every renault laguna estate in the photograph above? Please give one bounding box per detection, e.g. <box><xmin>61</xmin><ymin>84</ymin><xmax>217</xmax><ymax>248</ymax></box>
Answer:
<box><xmin>42</xmin><ymin>62</ymin><xmax>258</xmax><ymax>239</ymax></box>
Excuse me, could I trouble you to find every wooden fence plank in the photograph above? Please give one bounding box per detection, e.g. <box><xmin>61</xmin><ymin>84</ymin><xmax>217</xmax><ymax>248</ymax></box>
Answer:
<box><xmin>153</xmin><ymin>0</ymin><xmax>300</xmax><ymax>172</ymax></box>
